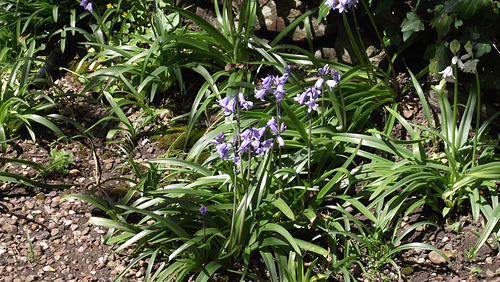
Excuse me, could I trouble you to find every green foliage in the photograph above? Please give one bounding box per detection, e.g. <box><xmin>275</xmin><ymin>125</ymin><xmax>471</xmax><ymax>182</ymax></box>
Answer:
<box><xmin>46</xmin><ymin>148</ymin><xmax>75</xmax><ymax>175</ymax></box>
<box><xmin>4</xmin><ymin>0</ymin><xmax>499</xmax><ymax>280</ymax></box>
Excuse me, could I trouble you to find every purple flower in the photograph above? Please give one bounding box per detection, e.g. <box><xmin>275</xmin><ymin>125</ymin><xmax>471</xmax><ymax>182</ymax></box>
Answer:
<box><xmin>261</xmin><ymin>75</ymin><xmax>275</xmax><ymax>89</ymax></box>
<box><xmin>216</xmin><ymin>143</ymin><xmax>230</xmax><ymax>160</ymax></box>
<box><xmin>324</xmin><ymin>0</ymin><xmax>358</xmax><ymax>13</ymax></box>
<box><xmin>238</xmin><ymin>91</ymin><xmax>253</xmax><ymax>111</ymax></box>
<box><xmin>199</xmin><ymin>206</ymin><xmax>208</xmax><ymax>216</ymax></box>
<box><xmin>254</xmin><ymin>88</ymin><xmax>268</xmax><ymax>101</ymax></box>
<box><xmin>294</xmin><ymin>91</ymin><xmax>308</xmax><ymax>105</ymax></box>
<box><xmin>276</xmin><ymin>136</ymin><xmax>285</xmax><ymax>147</ymax></box>
<box><xmin>252</xmin><ymin>126</ymin><xmax>267</xmax><ymax>141</ymax></box>
<box><xmin>218</xmin><ymin>96</ymin><xmax>236</xmax><ymax>114</ymax></box>
<box><xmin>80</xmin><ymin>0</ymin><xmax>93</xmax><ymax>12</ymax></box>
<box><xmin>260</xmin><ymin>138</ymin><xmax>274</xmax><ymax>152</ymax></box>
<box><xmin>210</xmin><ymin>132</ymin><xmax>226</xmax><ymax>145</ymax></box>
<box><xmin>267</xmin><ymin>117</ymin><xmax>278</xmax><ymax>134</ymax></box>
<box><xmin>274</xmin><ymin>84</ymin><xmax>286</xmax><ymax>103</ymax></box>
<box><xmin>315</xmin><ymin>77</ymin><xmax>324</xmax><ymax>89</ymax></box>
<box><xmin>306</xmin><ymin>100</ymin><xmax>319</xmax><ymax>113</ymax></box>
<box><xmin>277</xmin><ymin>73</ymin><xmax>289</xmax><ymax>85</ymax></box>
<box><xmin>318</xmin><ymin>65</ymin><xmax>330</xmax><ymax>75</ymax></box>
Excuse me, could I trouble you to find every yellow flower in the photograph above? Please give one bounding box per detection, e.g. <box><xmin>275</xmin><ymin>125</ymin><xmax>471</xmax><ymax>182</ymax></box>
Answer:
<box><xmin>122</xmin><ymin>12</ymin><xmax>127</xmax><ymax>18</ymax></box>
<box><xmin>107</xmin><ymin>3</ymin><xmax>112</xmax><ymax>8</ymax></box>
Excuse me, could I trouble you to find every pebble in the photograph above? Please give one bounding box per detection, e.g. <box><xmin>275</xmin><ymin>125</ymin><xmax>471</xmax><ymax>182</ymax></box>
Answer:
<box><xmin>428</xmin><ymin>250</ymin><xmax>455</xmax><ymax>264</ymax></box>
<box><xmin>486</xmin><ymin>269</ymin><xmax>496</xmax><ymax>278</ymax></box>
<box><xmin>485</xmin><ymin>257</ymin><xmax>493</xmax><ymax>264</ymax></box>
<box><xmin>51</xmin><ymin>228</ymin><xmax>59</xmax><ymax>236</ymax></box>
<box><xmin>42</xmin><ymin>265</ymin><xmax>56</xmax><ymax>272</ymax></box>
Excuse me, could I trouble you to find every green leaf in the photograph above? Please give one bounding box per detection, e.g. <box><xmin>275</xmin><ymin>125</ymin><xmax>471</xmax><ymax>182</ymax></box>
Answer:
<box><xmin>263</xmin><ymin>223</ymin><xmax>301</xmax><ymax>255</ymax></box>
<box><xmin>271</xmin><ymin>198</ymin><xmax>295</xmax><ymax>220</ymax></box>
<box><xmin>401</xmin><ymin>12</ymin><xmax>424</xmax><ymax>41</ymax></box>
<box><xmin>445</xmin><ymin>0</ymin><xmax>491</xmax><ymax>19</ymax></box>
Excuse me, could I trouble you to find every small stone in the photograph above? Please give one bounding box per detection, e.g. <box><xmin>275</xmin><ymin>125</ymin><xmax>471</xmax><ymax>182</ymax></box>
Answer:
<box><xmin>428</xmin><ymin>250</ymin><xmax>455</xmax><ymax>264</ymax></box>
<box><xmin>42</xmin><ymin>265</ymin><xmax>56</xmax><ymax>272</ymax></box>
<box><xmin>51</xmin><ymin>228</ymin><xmax>59</xmax><ymax>236</ymax></box>
<box><xmin>417</xmin><ymin>257</ymin><xmax>426</xmax><ymax>264</ymax></box>
<box><xmin>442</xmin><ymin>236</ymin><xmax>449</xmax><ymax>242</ymax></box>
<box><xmin>485</xmin><ymin>257</ymin><xmax>493</xmax><ymax>264</ymax></box>
<box><xmin>486</xmin><ymin>269</ymin><xmax>496</xmax><ymax>278</ymax></box>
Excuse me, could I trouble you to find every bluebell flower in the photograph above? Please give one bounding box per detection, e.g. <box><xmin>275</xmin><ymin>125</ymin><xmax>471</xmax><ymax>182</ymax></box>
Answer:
<box><xmin>218</xmin><ymin>96</ymin><xmax>236</xmax><ymax>114</ymax></box>
<box><xmin>305</xmin><ymin>99</ymin><xmax>319</xmax><ymax>113</ymax></box>
<box><xmin>318</xmin><ymin>65</ymin><xmax>330</xmax><ymax>75</ymax></box>
<box><xmin>325</xmin><ymin>0</ymin><xmax>358</xmax><ymax>13</ymax></box>
<box><xmin>254</xmin><ymin>88</ymin><xmax>268</xmax><ymax>101</ymax></box>
<box><xmin>199</xmin><ymin>206</ymin><xmax>208</xmax><ymax>216</ymax></box>
<box><xmin>267</xmin><ymin>117</ymin><xmax>278</xmax><ymax>134</ymax></box>
<box><xmin>254</xmin><ymin>66</ymin><xmax>291</xmax><ymax>103</ymax></box>
<box><xmin>261</xmin><ymin>75</ymin><xmax>275</xmax><ymax>89</ymax></box>
<box><xmin>215</xmin><ymin>143</ymin><xmax>230</xmax><ymax>160</ymax></box>
<box><xmin>210</xmin><ymin>131</ymin><xmax>226</xmax><ymax>145</ymax></box>
<box><xmin>315</xmin><ymin>77</ymin><xmax>324</xmax><ymax>89</ymax></box>
<box><xmin>80</xmin><ymin>0</ymin><xmax>93</xmax><ymax>12</ymax></box>
<box><xmin>274</xmin><ymin>84</ymin><xmax>286</xmax><ymax>103</ymax></box>
<box><xmin>238</xmin><ymin>91</ymin><xmax>254</xmax><ymax>111</ymax></box>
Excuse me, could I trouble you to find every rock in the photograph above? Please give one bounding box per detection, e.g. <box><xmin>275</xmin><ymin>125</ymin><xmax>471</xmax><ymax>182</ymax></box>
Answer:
<box><xmin>486</xmin><ymin>269</ymin><xmax>496</xmax><ymax>278</ymax></box>
<box><xmin>485</xmin><ymin>256</ymin><xmax>493</xmax><ymax>264</ymax></box>
<box><xmin>42</xmin><ymin>265</ymin><xmax>56</xmax><ymax>272</ymax></box>
<box><xmin>428</xmin><ymin>250</ymin><xmax>455</xmax><ymax>264</ymax></box>
<box><xmin>51</xmin><ymin>228</ymin><xmax>60</xmax><ymax>236</ymax></box>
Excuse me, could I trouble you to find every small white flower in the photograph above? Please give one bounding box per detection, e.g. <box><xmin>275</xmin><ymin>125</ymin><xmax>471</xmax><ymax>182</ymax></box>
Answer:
<box><xmin>461</xmin><ymin>59</ymin><xmax>479</xmax><ymax>74</ymax></box>
<box><xmin>439</xmin><ymin>66</ymin><xmax>455</xmax><ymax>79</ymax></box>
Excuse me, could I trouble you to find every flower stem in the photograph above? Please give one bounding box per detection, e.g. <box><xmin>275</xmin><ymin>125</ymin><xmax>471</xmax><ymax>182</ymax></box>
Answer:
<box><xmin>472</xmin><ymin>71</ymin><xmax>481</xmax><ymax>167</ymax></box>
<box><xmin>359</xmin><ymin>0</ymin><xmax>398</xmax><ymax>96</ymax></box>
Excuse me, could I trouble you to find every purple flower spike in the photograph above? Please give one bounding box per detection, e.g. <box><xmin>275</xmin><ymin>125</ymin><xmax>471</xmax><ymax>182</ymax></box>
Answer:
<box><xmin>199</xmin><ymin>206</ymin><xmax>208</xmax><ymax>216</ymax></box>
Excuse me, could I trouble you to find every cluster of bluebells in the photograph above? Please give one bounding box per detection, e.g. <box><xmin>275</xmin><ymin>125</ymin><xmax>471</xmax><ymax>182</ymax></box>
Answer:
<box><xmin>324</xmin><ymin>0</ymin><xmax>358</xmax><ymax>13</ymax></box>
<box><xmin>210</xmin><ymin>119</ymin><xmax>286</xmax><ymax>163</ymax></box>
<box><xmin>254</xmin><ymin>65</ymin><xmax>291</xmax><ymax>103</ymax></box>
<box><xmin>212</xmin><ymin>66</ymin><xmax>292</xmax><ymax>163</ymax></box>
<box><xmin>79</xmin><ymin>0</ymin><xmax>93</xmax><ymax>12</ymax></box>
<box><xmin>294</xmin><ymin>65</ymin><xmax>341</xmax><ymax>113</ymax></box>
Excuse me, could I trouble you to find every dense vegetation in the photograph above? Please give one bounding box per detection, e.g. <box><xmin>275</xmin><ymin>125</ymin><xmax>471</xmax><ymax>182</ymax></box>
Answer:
<box><xmin>1</xmin><ymin>0</ymin><xmax>499</xmax><ymax>280</ymax></box>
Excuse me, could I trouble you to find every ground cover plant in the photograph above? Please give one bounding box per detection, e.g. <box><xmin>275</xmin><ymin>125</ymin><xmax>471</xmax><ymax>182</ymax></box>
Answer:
<box><xmin>1</xmin><ymin>0</ymin><xmax>500</xmax><ymax>280</ymax></box>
